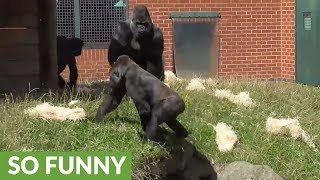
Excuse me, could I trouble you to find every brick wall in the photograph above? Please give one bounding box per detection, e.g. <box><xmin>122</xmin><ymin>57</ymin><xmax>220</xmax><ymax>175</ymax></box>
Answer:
<box><xmin>65</xmin><ymin>0</ymin><xmax>295</xmax><ymax>83</ymax></box>
<box><xmin>62</xmin><ymin>49</ymin><xmax>109</xmax><ymax>83</ymax></box>
<box><xmin>281</xmin><ymin>0</ymin><xmax>295</xmax><ymax>80</ymax></box>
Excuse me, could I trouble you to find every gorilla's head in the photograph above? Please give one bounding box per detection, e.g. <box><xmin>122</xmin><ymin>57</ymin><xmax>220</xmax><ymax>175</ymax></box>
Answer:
<box><xmin>109</xmin><ymin>55</ymin><xmax>133</xmax><ymax>86</ymax></box>
<box><xmin>130</xmin><ymin>5</ymin><xmax>153</xmax><ymax>40</ymax></box>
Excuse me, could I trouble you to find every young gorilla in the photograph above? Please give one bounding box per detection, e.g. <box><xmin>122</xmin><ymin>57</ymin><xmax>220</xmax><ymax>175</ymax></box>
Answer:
<box><xmin>108</xmin><ymin>5</ymin><xmax>165</xmax><ymax>81</ymax></box>
<box><xmin>57</xmin><ymin>36</ymin><xmax>84</xmax><ymax>89</ymax></box>
<box><xmin>95</xmin><ymin>55</ymin><xmax>188</xmax><ymax>142</ymax></box>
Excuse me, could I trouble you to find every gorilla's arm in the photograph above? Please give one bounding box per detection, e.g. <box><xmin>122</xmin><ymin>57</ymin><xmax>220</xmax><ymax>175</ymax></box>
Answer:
<box><xmin>108</xmin><ymin>39</ymin><xmax>126</xmax><ymax>65</ymax></box>
<box><xmin>108</xmin><ymin>21</ymin><xmax>132</xmax><ymax>65</ymax></box>
<box><xmin>95</xmin><ymin>85</ymin><xmax>127</xmax><ymax>123</ymax></box>
<box><xmin>146</xmin><ymin>27</ymin><xmax>165</xmax><ymax>81</ymax></box>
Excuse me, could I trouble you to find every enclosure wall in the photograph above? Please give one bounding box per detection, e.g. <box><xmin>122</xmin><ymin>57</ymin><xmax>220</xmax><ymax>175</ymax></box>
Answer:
<box><xmin>66</xmin><ymin>0</ymin><xmax>295</xmax><ymax>82</ymax></box>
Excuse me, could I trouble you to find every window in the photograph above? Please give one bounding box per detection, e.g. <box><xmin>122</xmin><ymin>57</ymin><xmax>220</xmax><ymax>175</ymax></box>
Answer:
<box><xmin>56</xmin><ymin>0</ymin><xmax>75</xmax><ymax>38</ymax></box>
<box><xmin>56</xmin><ymin>0</ymin><xmax>128</xmax><ymax>48</ymax></box>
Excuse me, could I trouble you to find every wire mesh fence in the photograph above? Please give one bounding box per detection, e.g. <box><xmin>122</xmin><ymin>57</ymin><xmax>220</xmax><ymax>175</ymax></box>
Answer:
<box><xmin>56</xmin><ymin>0</ymin><xmax>128</xmax><ymax>48</ymax></box>
<box><xmin>56</xmin><ymin>0</ymin><xmax>75</xmax><ymax>38</ymax></box>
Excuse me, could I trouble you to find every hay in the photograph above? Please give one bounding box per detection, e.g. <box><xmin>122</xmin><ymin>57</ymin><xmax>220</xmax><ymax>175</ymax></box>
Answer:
<box><xmin>186</xmin><ymin>78</ymin><xmax>206</xmax><ymax>91</ymax></box>
<box><xmin>68</xmin><ymin>100</ymin><xmax>80</xmax><ymax>106</ymax></box>
<box><xmin>266</xmin><ymin>117</ymin><xmax>317</xmax><ymax>151</ymax></box>
<box><xmin>164</xmin><ymin>71</ymin><xmax>182</xmax><ymax>83</ymax></box>
<box><xmin>229</xmin><ymin>92</ymin><xmax>254</xmax><ymax>107</ymax></box>
<box><xmin>214</xmin><ymin>122</ymin><xmax>238</xmax><ymax>152</ymax></box>
<box><xmin>214</xmin><ymin>89</ymin><xmax>254</xmax><ymax>107</ymax></box>
<box><xmin>193</xmin><ymin>78</ymin><xmax>206</xmax><ymax>83</ymax></box>
<box><xmin>25</xmin><ymin>102</ymin><xmax>86</xmax><ymax>122</ymax></box>
<box><xmin>214</xmin><ymin>89</ymin><xmax>233</xmax><ymax>99</ymax></box>
<box><xmin>205</xmin><ymin>78</ymin><xmax>217</xmax><ymax>85</ymax></box>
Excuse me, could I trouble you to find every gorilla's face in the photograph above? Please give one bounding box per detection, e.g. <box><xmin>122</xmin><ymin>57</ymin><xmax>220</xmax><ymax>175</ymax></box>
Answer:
<box><xmin>131</xmin><ymin>5</ymin><xmax>153</xmax><ymax>40</ymax></box>
<box><xmin>109</xmin><ymin>55</ymin><xmax>131</xmax><ymax>86</ymax></box>
<box><xmin>133</xmin><ymin>19</ymin><xmax>151</xmax><ymax>39</ymax></box>
<box><xmin>109</xmin><ymin>68</ymin><xmax>121</xmax><ymax>87</ymax></box>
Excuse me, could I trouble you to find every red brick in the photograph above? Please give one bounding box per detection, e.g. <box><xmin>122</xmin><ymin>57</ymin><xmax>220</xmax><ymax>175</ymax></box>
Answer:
<box><xmin>73</xmin><ymin>0</ymin><xmax>295</xmax><ymax>82</ymax></box>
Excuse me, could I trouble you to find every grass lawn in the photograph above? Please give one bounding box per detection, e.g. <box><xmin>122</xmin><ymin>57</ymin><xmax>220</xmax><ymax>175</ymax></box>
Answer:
<box><xmin>0</xmin><ymin>80</ymin><xmax>319</xmax><ymax>179</ymax></box>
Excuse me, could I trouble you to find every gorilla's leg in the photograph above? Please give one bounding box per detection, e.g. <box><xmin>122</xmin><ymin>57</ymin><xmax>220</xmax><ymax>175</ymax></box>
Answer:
<box><xmin>134</xmin><ymin>101</ymin><xmax>151</xmax><ymax>132</ymax></box>
<box><xmin>95</xmin><ymin>87</ymin><xmax>126</xmax><ymax>123</ymax></box>
<box><xmin>68</xmin><ymin>57</ymin><xmax>78</xmax><ymax>88</ymax></box>
<box><xmin>141</xmin><ymin>103</ymin><xmax>168</xmax><ymax>143</ymax></box>
<box><xmin>144</xmin><ymin>113</ymin><xmax>161</xmax><ymax>142</ymax></box>
<box><xmin>58</xmin><ymin>64</ymin><xmax>67</xmax><ymax>88</ymax></box>
<box><xmin>58</xmin><ymin>75</ymin><xmax>66</xmax><ymax>88</ymax></box>
<box><xmin>166</xmin><ymin>120</ymin><xmax>189</xmax><ymax>138</ymax></box>
<box><xmin>134</xmin><ymin>100</ymin><xmax>166</xmax><ymax>143</ymax></box>
<box><xmin>159</xmin><ymin>96</ymin><xmax>188</xmax><ymax>138</ymax></box>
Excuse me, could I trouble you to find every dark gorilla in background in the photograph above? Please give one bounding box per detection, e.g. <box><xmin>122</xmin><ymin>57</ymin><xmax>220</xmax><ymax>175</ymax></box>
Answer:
<box><xmin>57</xmin><ymin>36</ymin><xmax>84</xmax><ymax>89</ymax></box>
<box><xmin>95</xmin><ymin>55</ymin><xmax>188</xmax><ymax>142</ymax></box>
<box><xmin>108</xmin><ymin>4</ymin><xmax>165</xmax><ymax>81</ymax></box>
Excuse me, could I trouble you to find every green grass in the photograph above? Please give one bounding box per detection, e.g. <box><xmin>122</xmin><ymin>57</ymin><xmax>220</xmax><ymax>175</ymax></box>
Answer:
<box><xmin>1</xmin><ymin>80</ymin><xmax>320</xmax><ymax>179</ymax></box>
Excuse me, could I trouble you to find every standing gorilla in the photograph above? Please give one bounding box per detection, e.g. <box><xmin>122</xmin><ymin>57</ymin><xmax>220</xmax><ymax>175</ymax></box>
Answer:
<box><xmin>96</xmin><ymin>55</ymin><xmax>188</xmax><ymax>142</ymax></box>
<box><xmin>57</xmin><ymin>36</ymin><xmax>84</xmax><ymax>89</ymax></box>
<box><xmin>108</xmin><ymin>4</ymin><xmax>165</xmax><ymax>81</ymax></box>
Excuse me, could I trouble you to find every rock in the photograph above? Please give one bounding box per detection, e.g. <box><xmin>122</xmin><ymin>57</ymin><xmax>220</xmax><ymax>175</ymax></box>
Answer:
<box><xmin>218</xmin><ymin>161</ymin><xmax>283</xmax><ymax>180</ymax></box>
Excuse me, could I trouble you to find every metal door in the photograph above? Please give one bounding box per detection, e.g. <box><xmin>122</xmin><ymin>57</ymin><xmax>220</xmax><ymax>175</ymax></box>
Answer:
<box><xmin>296</xmin><ymin>0</ymin><xmax>320</xmax><ymax>85</ymax></box>
<box><xmin>171</xmin><ymin>12</ymin><xmax>220</xmax><ymax>79</ymax></box>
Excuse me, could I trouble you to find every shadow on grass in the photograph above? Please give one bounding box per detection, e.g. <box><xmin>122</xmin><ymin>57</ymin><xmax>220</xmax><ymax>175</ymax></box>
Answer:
<box><xmin>95</xmin><ymin>115</ymin><xmax>217</xmax><ymax>180</ymax></box>
<box><xmin>143</xmin><ymin>129</ymin><xmax>217</xmax><ymax>180</ymax></box>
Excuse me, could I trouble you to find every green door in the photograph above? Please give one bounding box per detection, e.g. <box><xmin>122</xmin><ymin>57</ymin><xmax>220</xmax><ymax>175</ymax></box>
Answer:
<box><xmin>296</xmin><ymin>0</ymin><xmax>320</xmax><ymax>85</ymax></box>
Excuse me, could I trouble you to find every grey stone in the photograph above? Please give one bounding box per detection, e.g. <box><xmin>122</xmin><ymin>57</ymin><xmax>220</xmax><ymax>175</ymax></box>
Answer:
<box><xmin>218</xmin><ymin>161</ymin><xmax>283</xmax><ymax>180</ymax></box>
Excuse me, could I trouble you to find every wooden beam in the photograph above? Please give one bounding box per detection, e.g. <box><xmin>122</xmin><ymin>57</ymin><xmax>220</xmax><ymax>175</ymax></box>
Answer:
<box><xmin>0</xmin><ymin>44</ymin><xmax>39</xmax><ymax>61</ymax></box>
<box><xmin>0</xmin><ymin>27</ymin><xmax>27</xmax><ymax>30</ymax></box>
<box><xmin>0</xmin><ymin>75</ymin><xmax>40</xmax><ymax>93</ymax></box>
<box><xmin>0</xmin><ymin>60</ymin><xmax>39</xmax><ymax>76</ymax></box>
<box><xmin>39</xmin><ymin>0</ymin><xmax>58</xmax><ymax>90</ymax></box>
<box><xmin>0</xmin><ymin>29</ymin><xmax>39</xmax><ymax>46</ymax></box>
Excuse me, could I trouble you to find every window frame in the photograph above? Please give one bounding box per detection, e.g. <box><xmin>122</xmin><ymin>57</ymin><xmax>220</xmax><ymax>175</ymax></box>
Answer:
<box><xmin>56</xmin><ymin>0</ymin><xmax>129</xmax><ymax>49</ymax></box>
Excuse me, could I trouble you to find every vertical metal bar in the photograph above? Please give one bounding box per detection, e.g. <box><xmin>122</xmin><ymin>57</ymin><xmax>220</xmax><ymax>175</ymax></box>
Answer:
<box><xmin>125</xmin><ymin>0</ymin><xmax>129</xmax><ymax>19</ymax></box>
<box><xmin>74</xmin><ymin>0</ymin><xmax>81</xmax><ymax>38</ymax></box>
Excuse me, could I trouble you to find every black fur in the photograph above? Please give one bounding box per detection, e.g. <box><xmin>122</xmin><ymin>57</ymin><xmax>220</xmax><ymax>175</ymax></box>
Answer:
<box><xmin>96</xmin><ymin>55</ymin><xmax>188</xmax><ymax>143</ymax></box>
<box><xmin>57</xmin><ymin>36</ymin><xmax>84</xmax><ymax>89</ymax></box>
<box><xmin>108</xmin><ymin>5</ymin><xmax>165</xmax><ymax>81</ymax></box>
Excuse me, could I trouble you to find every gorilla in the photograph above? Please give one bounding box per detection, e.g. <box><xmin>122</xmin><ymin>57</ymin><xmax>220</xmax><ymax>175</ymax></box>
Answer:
<box><xmin>108</xmin><ymin>4</ymin><xmax>165</xmax><ymax>81</ymax></box>
<box><xmin>57</xmin><ymin>36</ymin><xmax>84</xmax><ymax>89</ymax></box>
<box><xmin>95</xmin><ymin>55</ymin><xmax>188</xmax><ymax>142</ymax></box>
